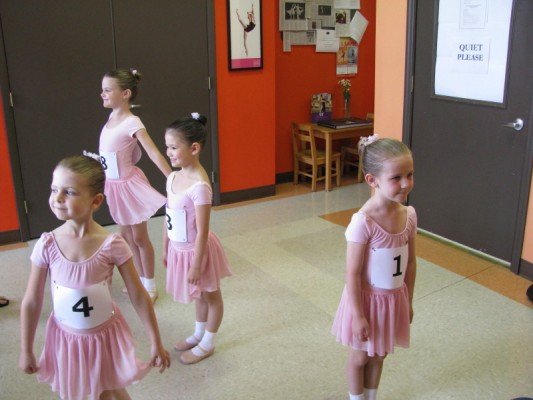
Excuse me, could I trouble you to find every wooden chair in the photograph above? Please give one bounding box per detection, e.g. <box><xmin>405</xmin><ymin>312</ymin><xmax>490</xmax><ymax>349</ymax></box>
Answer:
<box><xmin>341</xmin><ymin>113</ymin><xmax>374</xmax><ymax>182</ymax></box>
<box><xmin>292</xmin><ymin>122</ymin><xmax>341</xmax><ymax>191</ymax></box>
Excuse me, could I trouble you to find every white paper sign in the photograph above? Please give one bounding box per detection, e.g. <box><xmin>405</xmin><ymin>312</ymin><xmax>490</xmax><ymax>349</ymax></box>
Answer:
<box><xmin>316</xmin><ymin>29</ymin><xmax>339</xmax><ymax>52</ymax></box>
<box><xmin>451</xmin><ymin>37</ymin><xmax>490</xmax><ymax>73</ymax></box>
<box><xmin>434</xmin><ymin>0</ymin><xmax>512</xmax><ymax>103</ymax></box>
<box><xmin>53</xmin><ymin>280</ymin><xmax>114</xmax><ymax>329</ymax></box>
<box><xmin>99</xmin><ymin>151</ymin><xmax>119</xmax><ymax>180</ymax></box>
<box><xmin>369</xmin><ymin>245</ymin><xmax>408</xmax><ymax>290</ymax></box>
<box><xmin>349</xmin><ymin>11</ymin><xmax>368</xmax><ymax>44</ymax></box>
<box><xmin>166</xmin><ymin>207</ymin><xmax>187</xmax><ymax>243</ymax></box>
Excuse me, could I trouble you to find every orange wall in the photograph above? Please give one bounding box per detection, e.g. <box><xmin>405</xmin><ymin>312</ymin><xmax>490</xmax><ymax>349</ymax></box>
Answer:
<box><xmin>214</xmin><ymin>0</ymin><xmax>276</xmax><ymax>192</ymax></box>
<box><xmin>0</xmin><ymin>97</ymin><xmax>18</xmax><ymax>231</ymax></box>
<box><xmin>275</xmin><ymin>2</ymin><xmax>376</xmax><ymax>174</ymax></box>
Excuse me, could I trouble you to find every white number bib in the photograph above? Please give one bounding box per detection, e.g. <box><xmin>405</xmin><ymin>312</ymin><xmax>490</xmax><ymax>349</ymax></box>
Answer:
<box><xmin>53</xmin><ymin>280</ymin><xmax>114</xmax><ymax>329</ymax></box>
<box><xmin>369</xmin><ymin>245</ymin><xmax>408</xmax><ymax>289</ymax></box>
<box><xmin>166</xmin><ymin>207</ymin><xmax>187</xmax><ymax>243</ymax></box>
<box><xmin>99</xmin><ymin>151</ymin><xmax>119</xmax><ymax>180</ymax></box>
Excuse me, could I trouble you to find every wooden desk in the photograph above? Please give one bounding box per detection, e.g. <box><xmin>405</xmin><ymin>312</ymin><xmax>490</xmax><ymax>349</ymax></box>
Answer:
<box><xmin>295</xmin><ymin>122</ymin><xmax>374</xmax><ymax>191</ymax></box>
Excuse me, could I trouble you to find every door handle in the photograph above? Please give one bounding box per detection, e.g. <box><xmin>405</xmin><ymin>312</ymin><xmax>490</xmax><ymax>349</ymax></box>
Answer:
<box><xmin>501</xmin><ymin>118</ymin><xmax>523</xmax><ymax>131</ymax></box>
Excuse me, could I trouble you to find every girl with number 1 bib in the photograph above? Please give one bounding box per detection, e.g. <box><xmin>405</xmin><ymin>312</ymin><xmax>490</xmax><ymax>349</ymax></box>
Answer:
<box><xmin>19</xmin><ymin>155</ymin><xmax>170</xmax><ymax>400</ymax></box>
<box><xmin>99</xmin><ymin>69</ymin><xmax>171</xmax><ymax>303</ymax></box>
<box><xmin>332</xmin><ymin>136</ymin><xmax>417</xmax><ymax>400</ymax></box>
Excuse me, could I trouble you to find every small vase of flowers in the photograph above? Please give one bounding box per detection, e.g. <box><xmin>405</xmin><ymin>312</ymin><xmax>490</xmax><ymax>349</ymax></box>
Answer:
<box><xmin>338</xmin><ymin>79</ymin><xmax>352</xmax><ymax>117</ymax></box>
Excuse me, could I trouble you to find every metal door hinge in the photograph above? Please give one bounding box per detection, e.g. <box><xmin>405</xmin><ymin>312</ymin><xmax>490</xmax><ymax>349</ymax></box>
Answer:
<box><xmin>211</xmin><ymin>171</ymin><xmax>215</xmax><ymax>183</ymax></box>
<box><xmin>23</xmin><ymin>200</ymin><xmax>28</xmax><ymax>214</ymax></box>
<box><xmin>410</xmin><ymin>76</ymin><xmax>414</xmax><ymax>93</ymax></box>
<box><xmin>9</xmin><ymin>92</ymin><xmax>14</xmax><ymax>107</ymax></box>
<box><xmin>207</xmin><ymin>76</ymin><xmax>212</xmax><ymax>91</ymax></box>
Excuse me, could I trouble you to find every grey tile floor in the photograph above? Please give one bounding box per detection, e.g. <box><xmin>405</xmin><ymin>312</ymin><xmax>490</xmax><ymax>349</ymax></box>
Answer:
<box><xmin>0</xmin><ymin>183</ymin><xmax>531</xmax><ymax>399</ymax></box>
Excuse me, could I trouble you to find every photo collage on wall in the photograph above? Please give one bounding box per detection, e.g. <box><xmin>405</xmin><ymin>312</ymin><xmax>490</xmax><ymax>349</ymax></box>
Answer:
<box><xmin>278</xmin><ymin>0</ymin><xmax>368</xmax><ymax>76</ymax></box>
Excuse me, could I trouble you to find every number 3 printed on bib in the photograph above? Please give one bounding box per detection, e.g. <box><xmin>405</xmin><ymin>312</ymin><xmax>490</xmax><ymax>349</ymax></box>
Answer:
<box><xmin>166</xmin><ymin>207</ymin><xmax>187</xmax><ymax>243</ymax></box>
<box><xmin>99</xmin><ymin>151</ymin><xmax>119</xmax><ymax>180</ymax></box>
<box><xmin>369</xmin><ymin>245</ymin><xmax>408</xmax><ymax>289</ymax></box>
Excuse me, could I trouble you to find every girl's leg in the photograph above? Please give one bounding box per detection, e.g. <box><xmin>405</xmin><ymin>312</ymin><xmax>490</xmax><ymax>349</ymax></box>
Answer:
<box><xmin>175</xmin><ymin>297</ymin><xmax>207</xmax><ymax>351</ymax></box>
<box><xmin>130</xmin><ymin>222</ymin><xmax>155</xmax><ymax>279</ymax></box>
<box><xmin>236</xmin><ymin>9</ymin><xmax>247</xmax><ymax>29</ymax></box>
<box><xmin>364</xmin><ymin>354</ymin><xmax>387</xmax><ymax>399</ymax></box>
<box><xmin>243</xmin><ymin>32</ymin><xmax>249</xmax><ymax>56</ymax></box>
<box><xmin>347</xmin><ymin>348</ymin><xmax>369</xmax><ymax>397</ymax></box>
<box><xmin>203</xmin><ymin>289</ymin><xmax>224</xmax><ymax>334</ymax></box>
<box><xmin>180</xmin><ymin>289</ymin><xmax>224</xmax><ymax>364</ymax></box>
<box><xmin>99</xmin><ymin>389</ymin><xmax>131</xmax><ymax>400</ymax></box>
<box><xmin>120</xmin><ymin>225</ymin><xmax>143</xmax><ymax>278</ymax></box>
<box><xmin>130</xmin><ymin>222</ymin><xmax>158</xmax><ymax>301</ymax></box>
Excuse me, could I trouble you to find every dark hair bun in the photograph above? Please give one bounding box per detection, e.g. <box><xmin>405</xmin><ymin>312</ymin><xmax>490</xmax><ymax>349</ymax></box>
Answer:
<box><xmin>191</xmin><ymin>113</ymin><xmax>207</xmax><ymax>126</ymax></box>
<box><xmin>197</xmin><ymin>114</ymin><xmax>208</xmax><ymax>126</ymax></box>
<box><xmin>130</xmin><ymin>68</ymin><xmax>142</xmax><ymax>81</ymax></box>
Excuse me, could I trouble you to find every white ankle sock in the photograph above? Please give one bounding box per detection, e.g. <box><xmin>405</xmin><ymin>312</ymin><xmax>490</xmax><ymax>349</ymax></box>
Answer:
<box><xmin>349</xmin><ymin>393</ymin><xmax>365</xmax><ymax>400</ymax></box>
<box><xmin>364</xmin><ymin>388</ymin><xmax>377</xmax><ymax>400</ymax></box>
<box><xmin>186</xmin><ymin>321</ymin><xmax>206</xmax><ymax>344</ymax></box>
<box><xmin>144</xmin><ymin>277</ymin><xmax>156</xmax><ymax>292</ymax></box>
<box><xmin>192</xmin><ymin>330</ymin><xmax>216</xmax><ymax>356</ymax></box>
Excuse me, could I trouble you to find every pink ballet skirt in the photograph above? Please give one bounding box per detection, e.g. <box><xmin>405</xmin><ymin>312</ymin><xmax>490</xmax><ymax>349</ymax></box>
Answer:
<box><xmin>166</xmin><ymin>231</ymin><xmax>232</xmax><ymax>303</ymax></box>
<box><xmin>104</xmin><ymin>167</ymin><xmax>166</xmax><ymax>226</ymax></box>
<box><xmin>37</xmin><ymin>306</ymin><xmax>150</xmax><ymax>400</ymax></box>
<box><xmin>331</xmin><ymin>284</ymin><xmax>410</xmax><ymax>357</ymax></box>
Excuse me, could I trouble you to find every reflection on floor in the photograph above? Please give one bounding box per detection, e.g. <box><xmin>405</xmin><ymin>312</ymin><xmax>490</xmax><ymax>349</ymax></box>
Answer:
<box><xmin>0</xmin><ymin>179</ymin><xmax>531</xmax><ymax>399</ymax></box>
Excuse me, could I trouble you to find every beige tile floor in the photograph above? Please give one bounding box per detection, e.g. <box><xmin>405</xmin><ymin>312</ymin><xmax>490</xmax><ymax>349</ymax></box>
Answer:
<box><xmin>0</xmin><ymin>179</ymin><xmax>532</xmax><ymax>400</ymax></box>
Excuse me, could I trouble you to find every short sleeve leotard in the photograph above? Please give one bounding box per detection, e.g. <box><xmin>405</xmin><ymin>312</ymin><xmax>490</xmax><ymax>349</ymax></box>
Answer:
<box><xmin>165</xmin><ymin>171</ymin><xmax>232</xmax><ymax>304</ymax></box>
<box><xmin>99</xmin><ymin>115</ymin><xmax>166</xmax><ymax>225</ymax></box>
<box><xmin>331</xmin><ymin>206</ymin><xmax>417</xmax><ymax>356</ymax></box>
<box><xmin>30</xmin><ymin>232</ymin><xmax>150</xmax><ymax>400</ymax></box>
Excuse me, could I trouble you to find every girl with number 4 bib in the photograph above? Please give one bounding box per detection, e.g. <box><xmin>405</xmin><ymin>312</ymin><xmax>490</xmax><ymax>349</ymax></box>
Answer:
<box><xmin>332</xmin><ymin>136</ymin><xmax>417</xmax><ymax>400</ymax></box>
<box><xmin>163</xmin><ymin>113</ymin><xmax>232</xmax><ymax>365</ymax></box>
<box><xmin>99</xmin><ymin>69</ymin><xmax>172</xmax><ymax>303</ymax></box>
<box><xmin>19</xmin><ymin>156</ymin><xmax>170</xmax><ymax>400</ymax></box>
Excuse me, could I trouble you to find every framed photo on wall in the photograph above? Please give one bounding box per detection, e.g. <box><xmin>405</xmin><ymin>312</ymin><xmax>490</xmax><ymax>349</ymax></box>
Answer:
<box><xmin>227</xmin><ymin>0</ymin><xmax>263</xmax><ymax>70</ymax></box>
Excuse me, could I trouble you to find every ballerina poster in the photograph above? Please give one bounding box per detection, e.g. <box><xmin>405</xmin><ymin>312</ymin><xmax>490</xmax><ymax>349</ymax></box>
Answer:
<box><xmin>227</xmin><ymin>0</ymin><xmax>263</xmax><ymax>70</ymax></box>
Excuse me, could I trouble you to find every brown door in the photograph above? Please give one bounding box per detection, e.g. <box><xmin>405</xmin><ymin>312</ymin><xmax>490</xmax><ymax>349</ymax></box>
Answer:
<box><xmin>0</xmin><ymin>0</ymin><xmax>215</xmax><ymax>239</ymax></box>
<box><xmin>408</xmin><ymin>0</ymin><xmax>533</xmax><ymax>267</ymax></box>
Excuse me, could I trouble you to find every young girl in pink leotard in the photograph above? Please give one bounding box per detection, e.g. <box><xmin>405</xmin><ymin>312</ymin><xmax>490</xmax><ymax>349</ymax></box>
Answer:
<box><xmin>99</xmin><ymin>69</ymin><xmax>172</xmax><ymax>303</ymax></box>
<box><xmin>163</xmin><ymin>113</ymin><xmax>232</xmax><ymax>365</ymax></box>
<box><xmin>19</xmin><ymin>155</ymin><xmax>170</xmax><ymax>400</ymax></box>
<box><xmin>332</xmin><ymin>136</ymin><xmax>417</xmax><ymax>400</ymax></box>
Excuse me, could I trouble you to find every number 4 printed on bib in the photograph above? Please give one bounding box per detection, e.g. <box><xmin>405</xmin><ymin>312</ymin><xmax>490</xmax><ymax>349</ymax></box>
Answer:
<box><xmin>53</xmin><ymin>280</ymin><xmax>114</xmax><ymax>329</ymax></box>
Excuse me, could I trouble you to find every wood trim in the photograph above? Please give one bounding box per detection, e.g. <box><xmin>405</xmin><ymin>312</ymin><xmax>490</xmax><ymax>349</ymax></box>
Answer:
<box><xmin>276</xmin><ymin>172</ymin><xmax>293</xmax><ymax>184</ymax></box>
<box><xmin>220</xmin><ymin>185</ymin><xmax>275</xmax><ymax>205</ymax></box>
<box><xmin>0</xmin><ymin>230</ymin><xmax>21</xmax><ymax>246</ymax></box>
<box><xmin>518</xmin><ymin>258</ymin><xmax>533</xmax><ymax>282</ymax></box>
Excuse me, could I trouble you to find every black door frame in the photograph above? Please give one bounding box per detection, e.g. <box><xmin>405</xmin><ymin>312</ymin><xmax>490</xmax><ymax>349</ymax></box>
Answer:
<box><xmin>403</xmin><ymin>0</ymin><xmax>533</xmax><ymax>276</ymax></box>
<box><xmin>0</xmin><ymin>16</ymin><xmax>28</xmax><ymax>240</ymax></box>
<box><xmin>0</xmin><ymin>0</ymin><xmax>220</xmax><ymax>242</ymax></box>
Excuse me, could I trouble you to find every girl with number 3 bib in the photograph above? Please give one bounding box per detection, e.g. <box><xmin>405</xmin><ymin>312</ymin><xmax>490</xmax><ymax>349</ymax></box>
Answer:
<box><xmin>163</xmin><ymin>113</ymin><xmax>232</xmax><ymax>365</ymax></box>
<box><xmin>331</xmin><ymin>136</ymin><xmax>417</xmax><ymax>400</ymax></box>
<box><xmin>19</xmin><ymin>156</ymin><xmax>170</xmax><ymax>400</ymax></box>
<box><xmin>99</xmin><ymin>69</ymin><xmax>172</xmax><ymax>303</ymax></box>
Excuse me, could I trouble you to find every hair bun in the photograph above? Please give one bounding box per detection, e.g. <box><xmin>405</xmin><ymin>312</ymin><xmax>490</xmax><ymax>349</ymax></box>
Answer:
<box><xmin>191</xmin><ymin>112</ymin><xmax>208</xmax><ymax>126</ymax></box>
<box><xmin>130</xmin><ymin>68</ymin><xmax>142</xmax><ymax>81</ymax></box>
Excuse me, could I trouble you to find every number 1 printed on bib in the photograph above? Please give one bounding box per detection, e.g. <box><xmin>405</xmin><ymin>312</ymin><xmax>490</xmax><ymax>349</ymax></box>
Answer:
<box><xmin>369</xmin><ymin>245</ymin><xmax>408</xmax><ymax>289</ymax></box>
